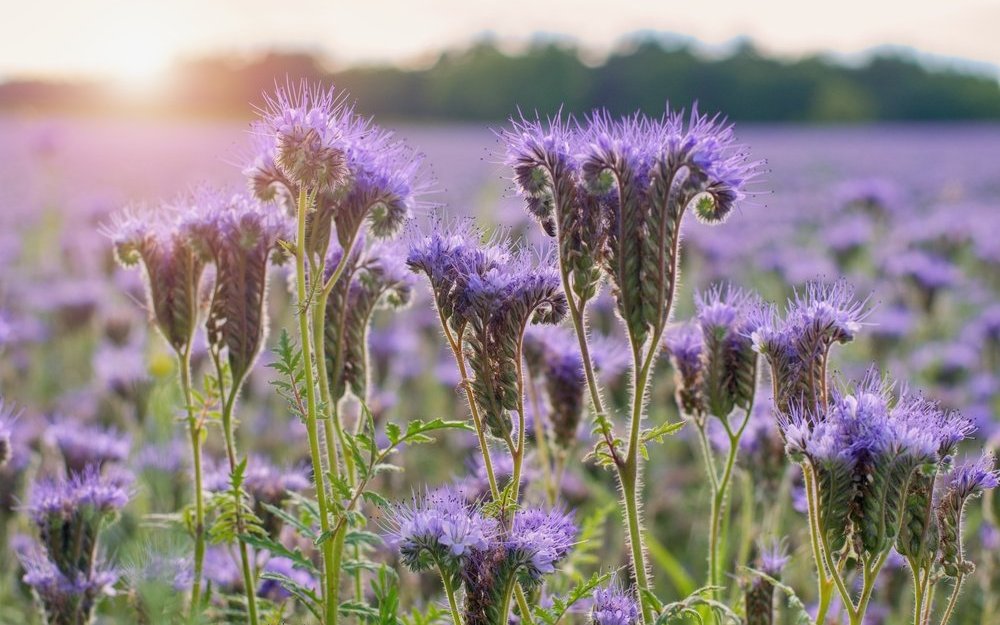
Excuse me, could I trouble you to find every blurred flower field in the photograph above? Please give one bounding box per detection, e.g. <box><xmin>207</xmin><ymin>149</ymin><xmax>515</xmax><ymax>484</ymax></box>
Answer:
<box><xmin>1</xmin><ymin>107</ymin><xmax>999</xmax><ymax>625</ymax></box>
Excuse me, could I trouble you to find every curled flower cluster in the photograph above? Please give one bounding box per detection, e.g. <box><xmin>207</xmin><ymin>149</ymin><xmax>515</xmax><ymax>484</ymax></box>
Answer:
<box><xmin>20</xmin><ymin>468</ymin><xmax>130</xmax><ymax>625</ymax></box>
<box><xmin>325</xmin><ymin>241</ymin><xmax>416</xmax><ymax>402</ymax></box>
<box><xmin>591</xmin><ymin>581</ymin><xmax>640</xmax><ymax>625</ymax></box>
<box><xmin>386</xmin><ymin>488</ymin><xmax>576</xmax><ymax>625</ymax></box>
<box><xmin>502</xmin><ymin>108</ymin><xmax>759</xmax><ymax>345</ymax></box>
<box><xmin>664</xmin><ymin>284</ymin><xmax>758</xmax><ymax>422</ymax></box>
<box><xmin>750</xmin><ymin>280</ymin><xmax>871</xmax><ymax>413</ymax></box>
<box><xmin>741</xmin><ymin>542</ymin><xmax>789</xmax><ymax>625</ymax></box>
<box><xmin>408</xmin><ymin>225</ymin><xmax>567</xmax><ymax>438</ymax></box>
<box><xmin>248</xmin><ymin>80</ymin><xmax>429</xmax><ymax>261</ymax></box>
<box><xmin>780</xmin><ymin>370</ymin><xmax>970</xmax><ymax>559</ymax></box>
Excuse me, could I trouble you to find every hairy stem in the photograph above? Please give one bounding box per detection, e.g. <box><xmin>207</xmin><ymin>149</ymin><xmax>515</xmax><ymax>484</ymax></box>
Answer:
<box><xmin>219</xmin><ymin>387</ymin><xmax>260</xmax><ymax>625</ymax></box>
<box><xmin>295</xmin><ymin>187</ymin><xmax>338</xmax><ymax>625</ymax></box>
<box><xmin>177</xmin><ymin>347</ymin><xmax>205</xmax><ymax>616</ymax></box>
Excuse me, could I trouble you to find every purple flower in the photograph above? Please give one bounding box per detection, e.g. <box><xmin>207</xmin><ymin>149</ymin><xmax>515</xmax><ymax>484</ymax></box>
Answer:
<box><xmin>20</xmin><ymin>547</ymin><xmax>118</xmax><ymax>625</ymax></box>
<box><xmin>385</xmin><ymin>487</ymin><xmax>497</xmax><ymax>574</ymax></box>
<box><xmin>252</xmin><ymin>81</ymin><xmax>357</xmax><ymax>193</ymax></box>
<box><xmin>507</xmin><ymin>508</ymin><xmax>577</xmax><ymax>584</ymax></box>
<box><xmin>663</xmin><ymin>323</ymin><xmax>705</xmax><ymax>417</ymax></box>
<box><xmin>47</xmin><ymin>420</ymin><xmax>130</xmax><ymax>474</ymax></box>
<box><xmin>591</xmin><ymin>581</ymin><xmax>640</xmax><ymax>625</ymax></box>
<box><xmin>182</xmin><ymin>190</ymin><xmax>292</xmax><ymax>386</ymax></box>
<box><xmin>750</xmin><ymin>280</ymin><xmax>870</xmax><ymax>413</ymax></box>
<box><xmin>202</xmin><ymin>546</ymin><xmax>243</xmax><ymax>593</ymax></box>
<box><xmin>27</xmin><ymin>467</ymin><xmax>129</xmax><ymax>587</ymax></box>
<box><xmin>107</xmin><ymin>200</ymin><xmax>207</xmax><ymax>353</ymax></box>
<box><xmin>946</xmin><ymin>451</ymin><xmax>999</xmax><ymax>499</ymax></box>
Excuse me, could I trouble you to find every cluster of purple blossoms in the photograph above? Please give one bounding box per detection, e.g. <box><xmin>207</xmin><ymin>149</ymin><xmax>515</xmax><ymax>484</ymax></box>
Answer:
<box><xmin>386</xmin><ymin>488</ymin><xmax>577</xmax><ymax>625</ymax></box>
<box><xmin>780</xmin><ymin>369</ymin><xmax>972</xmax><ymax>559</ymax></box>
<box><xmin>663</xmin><ymin>284</ymin><xmax>758</xmax><ymax>423</ymax></box>
<box><xmin>111</xmin><ymin>190</ymin><xmax>292</xmax><ymax>382</ymax></box>
<box><xmin>591</xmin><ymin>581</ymin><xmax>640</xmax><ymax>625</ymax></box>
<box><xmin>385</xmin><ymin>487</ymin><xmax>497</xmax><ymax>578</ymax></box>
<box><xmin>932</xmin><ymin>452</ymin><xmax>999</xmax><ymax>578</ymax></box>
<box><xmin>247</xmin><ymin>81</ymin><xmax>429</xmax><ymax>261</ymax></box>
<box><xmin>750</xmin><ymin>280</ymin><xmax>871</xmax><ymax>414</ymax></box>
<box><xmin>501</xmin><ymin>107</ymin><xmax>759</xmax><ymax>347</ymax></box>
<box><xmin>20</xmin><ymin>467</ymin><xmax>130</xmax><ymax>625</ymax></box>
<box><xmin>324</xmin><ymin>241</ymin><xmax>416</xmax><ymax>403</ymax></box>
<box><xmin>47</xmin><ymin>420</ymin><xmax>130</xmax><ymax>474</ymax></box>
<box><xmin>180</xmin><ymin>191</ymin><xmax>292</xmax><ymax>387</ymax></box>
<box><xmin>505</xmin><ymin>508</ymin><xmax>577</xmax><ymax>585</ymax></box>
<box><xmin>408</xmin><ymin>224</ymin><xmax>567</xmax><ymax>439</ymax></box>
<box><xmin>461</xmin><ymin>508</ymin><xmax>577</xmax><ymax>625</ymax></box>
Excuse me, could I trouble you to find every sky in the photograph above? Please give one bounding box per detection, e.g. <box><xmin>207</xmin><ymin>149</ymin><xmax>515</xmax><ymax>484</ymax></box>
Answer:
<box><xmin>3</xmin><ymin>0</ymin><xmax>999</xmax><ymax>83</ymax></box>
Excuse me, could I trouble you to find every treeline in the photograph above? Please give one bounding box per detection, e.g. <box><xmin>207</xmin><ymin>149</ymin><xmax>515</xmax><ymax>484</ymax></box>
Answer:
<box><xmin>5</xmin><ymin>38</ymin><xmax>1000</xmax><ymax>121</ymax></box>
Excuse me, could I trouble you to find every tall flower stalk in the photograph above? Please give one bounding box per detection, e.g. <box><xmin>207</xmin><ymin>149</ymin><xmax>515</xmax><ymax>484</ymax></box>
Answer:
<box><xmin>663</xmin><ymin>284</ymin><xmax>758</xmax><ymax>597</ymax></box>
<box><xmin>109</xmin><ymin>202</ymin><xmax>209</xmax><ymax>616</ymax></box>
<box><xmin>501</xmin><ymin>108</ymin><xmax>758</xmax><ymax>621</ymax></box>
<box><xmin>247</xmin><ymin>80</ymin><xmax>427</xmax><ymax>625</ymax></box>
<box><xmin>407</xmin><ymin>223</ymin><xmax>568</xmax><ymax>624</ymax></box>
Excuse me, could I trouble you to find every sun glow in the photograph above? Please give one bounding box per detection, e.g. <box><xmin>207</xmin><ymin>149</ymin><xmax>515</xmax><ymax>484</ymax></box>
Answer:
<box><xmin>101</xmin><ymin>29</ymin><xmax>173</xmax><ymax>94</ymax></box>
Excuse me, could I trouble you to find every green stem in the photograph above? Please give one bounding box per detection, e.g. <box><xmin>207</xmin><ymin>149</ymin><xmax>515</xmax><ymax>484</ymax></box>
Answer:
<box><xmin>295</xmin><ymin>187</ymin><xmax>338</xmax><ymax>625</ymax></box>
<box><xmin>803</xmin><ymin>464</ymin><xmax>834</xmax><ymax>625</ymax></box>
<box><xmin>622</xmin><ymin>342</ymin><xmax>657</xmax><ymax>625</ymax></box>
<box><xmin>442</xmin><ymin>318</ymin><xmax>501</xmax><ymax>501</ymax></box>
<box><xmin>219</xmin><ymin>387</ymin><xmax>260</xmax><ymax>625</ymax></box>
<box><xmin>178</xmin><ymin>347</ymin><xmax>205</xmax><ymax>615</ymax></box>
<box><xmin>439</xmin><ymin>569</ymin><xmax>463</xmax><ymax>625</ymax></box>
<box><xmin>939</xmin><ymin>574</ymin><xmax>964</xmax><ymax>625</ymax></box>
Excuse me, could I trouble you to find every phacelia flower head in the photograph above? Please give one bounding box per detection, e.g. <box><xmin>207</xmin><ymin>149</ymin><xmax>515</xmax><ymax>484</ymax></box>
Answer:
<box><xmin>506</xmin><ymin>508</ymin><xmax>577</xmax><ymax>585</ymax></box>
<box><xmin>695</xmin><ymin>284</ymin><xmax>759</xmax><ymax>418</ymax></box>
<box><xmin>782</xmin><ymin>368</ymin><xmax>972</xmax><ymax>560</ymax></box>
<box><xmin>325</xmin><ymin>241</ymin><xmax>417</xmax><ymax>402</ymax></box>
<box><xmin>591</xmin><ymin>579</ymin><xmax>640</xmax><ymax>625</ymax></box>
<box><xmin>385</xmin><ymin>487</ymin><xmax>497</xmax><ymax>577</ymax></box>
<box><xmin>750</xmin><ymin>280</ymin><xmax>871</xmax><ymax>414</ymax></box>
<box><xmin>182</xmin><ymin>190</ymin><xmax>292</xmax><ymax>387</ymax></box>
<box><xmin>935</xmin><ymin>451</ymin><xmax>999</xmax><ymax>577</ymax></box>
<box><xmin>499</xmin><ymin>113</ymin><xmax>603</xmax><ymax>302</ymax></box>
<box><xmin>663</xmin><ymin>323</ymin><xmax>706</xmax><ymax>418</ymax></box>
<box><xmin>106</xmin><ymin>200</ymin><xmax>206</xmax><ymax>353</ymax></box>
<box><xmin>28</xmin><ymin>467</ymin><xmax>130</xmax><ymax>579</ymax></box>
<box><xmin>47</xmin><ymin>420</ymin><xmax>130</xmax><ymax>474</ymax></box>
<box><xmin>455</xmin><ymin>249</ymin><xmax>567</xmax><ymax>439</ymax></box>
<box><xmin>253</xmin><ymin>81</ymin><xmax>356</xmax><ymax>193</ymax></box>
<box><xmin>20</xmin><ymin>546</ymin><xmax>118</xmax><ymax>625</ymax></box>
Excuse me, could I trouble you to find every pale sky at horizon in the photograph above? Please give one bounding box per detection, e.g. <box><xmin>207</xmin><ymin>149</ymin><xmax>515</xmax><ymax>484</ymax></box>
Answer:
<box><xmin>3</xmin><ymin>0</ymin><xmax>999</xmax><ymax>82</ymax></box>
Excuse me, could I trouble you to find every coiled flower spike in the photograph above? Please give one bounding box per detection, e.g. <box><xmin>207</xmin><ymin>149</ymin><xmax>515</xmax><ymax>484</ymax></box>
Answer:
<box><xmin>107</xmin><ymin>202</ymin><xmax>206</xmax><ymax>355</ymax></box>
